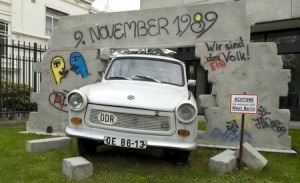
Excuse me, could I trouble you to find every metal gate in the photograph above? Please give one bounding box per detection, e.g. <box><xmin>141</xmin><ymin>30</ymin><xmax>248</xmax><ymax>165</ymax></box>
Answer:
<box><xmin>0</xmin><ymin>40</ymin><xmax>46</xmax><ymax>120</ymax></box>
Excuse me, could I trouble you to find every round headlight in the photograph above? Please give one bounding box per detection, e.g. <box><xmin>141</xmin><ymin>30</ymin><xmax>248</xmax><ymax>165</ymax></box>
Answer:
<box><xmin>176</xmin><ymin>102</ymin><xmax>197</xmax><ymax>123</ymax></box>
<box><xmin>67</xmin><ymin>90</ymin><xmax>87</xmax><ymax>111</ymax></box>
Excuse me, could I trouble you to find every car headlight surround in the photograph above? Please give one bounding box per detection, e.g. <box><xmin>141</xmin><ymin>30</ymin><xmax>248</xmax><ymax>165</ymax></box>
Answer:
<box><xmin>175</xmin><ymin>101</ymin><xmax>198</xmax><ymax>123</ymax></box>
<box><xmin>67</xmin><ymin>90</ymin><xmax>87</xmax><ymax>111</ymax></box>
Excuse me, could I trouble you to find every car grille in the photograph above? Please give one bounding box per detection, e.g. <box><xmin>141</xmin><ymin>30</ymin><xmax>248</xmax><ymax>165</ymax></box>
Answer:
<box><xmin>89</xmin><ymin>109</ymin><xmax>171</xmax><ymax>132</ymax></box>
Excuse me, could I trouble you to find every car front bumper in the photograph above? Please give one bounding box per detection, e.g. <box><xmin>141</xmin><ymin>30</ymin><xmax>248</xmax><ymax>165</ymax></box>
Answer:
<box><xmin>65</xmin><ymin>126</ymin><xmax>197</xmax><ymax>151</ymax></box>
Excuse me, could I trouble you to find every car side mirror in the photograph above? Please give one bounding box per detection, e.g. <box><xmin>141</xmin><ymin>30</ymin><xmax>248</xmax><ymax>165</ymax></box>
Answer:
<box><xmin>187</xmin><ymin>80</ymin><xmax>196</xmax><ymax>86</ymax></box>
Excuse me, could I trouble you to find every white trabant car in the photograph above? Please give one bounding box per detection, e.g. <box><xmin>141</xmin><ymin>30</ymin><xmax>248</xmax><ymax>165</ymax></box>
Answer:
<box><xmin>65</xmin><ymin>54</ymin><xmax>198</xmax><ymax>163</ymax></box>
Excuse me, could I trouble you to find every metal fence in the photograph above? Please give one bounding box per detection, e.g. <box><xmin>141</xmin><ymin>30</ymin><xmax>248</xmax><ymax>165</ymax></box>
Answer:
<box><xmin>0</xmin><ymin>40</ymin><xmax>46</xmax><ymax>119</ymax></box>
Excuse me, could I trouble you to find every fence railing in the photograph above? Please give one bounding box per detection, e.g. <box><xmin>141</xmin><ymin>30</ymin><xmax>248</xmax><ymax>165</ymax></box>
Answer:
<box><xmin>0</xmin><ymin>40</ymin><xmax>46</xmax><ymax>119</ymax></box>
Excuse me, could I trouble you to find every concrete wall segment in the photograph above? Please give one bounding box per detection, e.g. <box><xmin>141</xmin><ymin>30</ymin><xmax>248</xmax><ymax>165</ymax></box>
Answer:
<box><xmin>245</xmin><ymin>0</ymin><xmax>292</xmax><ymax>23</ymax></box>
<box><xmin>183</xmin><ymin>0</ymin><xmax>234</xmax><ymax>5</ymax></box>
<box><xmin>292</xmin><ymin>0</ymin><xmax>300</xmax><ymax>18</ymax></box>
<box><xmin>49</xmin><ymin>1</ymin><xmax>250</xmax><ymax>51</ymax></box>
<box><xmin>26</xmin><ymin>0</ymin><xmax>292</xmax><ymax>152</ymax></box>
<box><xmin>199</xmin><ymin>95</ymin><xmax>217</xmax><ymax>107</ymax></box>
<box><xmin>196</xmin><ymin>38</ymin><xmax>291</xmax><ymax>150</ymax></box>
<box><xmin>140</xmin><ymin>0</ymin><xmax>235</xmax><ymax>9</ymax></box>
<box><xmin>142</xmin><ymin>0</ymin><xmax>296</xmax><ymax>26</ymax></box>
<box><xmin>27</xmin><ymin>49</ymin><xmax>108</xmax><ymax>134</ymax></box>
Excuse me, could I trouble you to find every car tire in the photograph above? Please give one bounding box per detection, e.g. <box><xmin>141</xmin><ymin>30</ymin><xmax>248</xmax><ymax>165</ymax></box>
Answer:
<box><xmin>77</xmin><ymin>138</ymin><xmax>98</xmax><ymax>156</ymax></box>
<box><xmin>174</xmin><ymin>150</ymin><xmax>190</xmax><ymax>165</ymax></box>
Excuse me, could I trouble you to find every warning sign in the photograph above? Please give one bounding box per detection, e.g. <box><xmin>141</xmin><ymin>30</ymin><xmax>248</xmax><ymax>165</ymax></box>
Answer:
<box><xmin>230</xmin><ymin>94</ymin><xmax>258</xmax><ymax>114</ymax></box>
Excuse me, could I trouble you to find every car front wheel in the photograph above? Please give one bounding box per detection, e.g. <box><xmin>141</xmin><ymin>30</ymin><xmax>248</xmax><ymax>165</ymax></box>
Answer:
<box><xmin>77</xmin><ymin>138</ymin><xmax>98</xmax><ymax>156</ymax></box>
<box><xmin>174</xmin><ymin>150</ymin><xmax>190</xmax><ymax>165</ymax></box>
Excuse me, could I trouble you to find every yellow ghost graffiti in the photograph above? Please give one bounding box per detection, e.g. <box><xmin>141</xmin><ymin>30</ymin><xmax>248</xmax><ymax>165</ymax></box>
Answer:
<box><xmin>51</xmin><ymin>56</ymin><xmax>68</xmax><ymax>84</ymax></box>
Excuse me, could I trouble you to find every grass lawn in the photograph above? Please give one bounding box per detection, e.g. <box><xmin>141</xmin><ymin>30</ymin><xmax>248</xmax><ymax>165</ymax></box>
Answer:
<box><xmin>0</xmin><ymin>123</ymin><xmax>299</xmax><ymax>183</ymax></box>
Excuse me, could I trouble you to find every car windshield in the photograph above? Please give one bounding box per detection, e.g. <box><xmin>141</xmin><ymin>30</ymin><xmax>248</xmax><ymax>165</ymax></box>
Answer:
<box><xmin>105</xmin><ymin>57</ymin><xmax>184</xmax><ymax>86</ymax></box>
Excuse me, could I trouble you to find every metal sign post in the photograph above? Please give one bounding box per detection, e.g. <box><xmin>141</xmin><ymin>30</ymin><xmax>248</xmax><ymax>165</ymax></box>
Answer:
<box><xmin>239</xmin><ymin>112</ymin><xmax>245</xmax><ymax>170</ymax></box>
<box><xmin>230</xmin><ymin>93</ymin><xmax>258</xmax><ymax>170</ymax></box>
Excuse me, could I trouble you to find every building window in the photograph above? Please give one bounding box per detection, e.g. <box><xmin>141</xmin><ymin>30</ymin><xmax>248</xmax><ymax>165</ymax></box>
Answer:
<box><xmin>0</xmin><ymin>21</ymin><xmax>8</xmax><ymax>55</ymax></box>
<box><xmin>0</xmin><ymin>21</ymin><xmax>8</xmax><ymax>43</ymax></box>
<box><xmin>46</xmin><ymin>7</ymin><xmax>68</xmax><ymax>36</ymax></box>
<box><xmin>252</xmin><ymin>29</ymin><xmax>300</xmax><ymax>120</ymax></box>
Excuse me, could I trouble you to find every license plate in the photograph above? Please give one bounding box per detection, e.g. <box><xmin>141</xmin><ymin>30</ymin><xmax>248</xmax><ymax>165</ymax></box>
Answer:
<box><xmin>104</xmin><ymin>136</ymin><xmax>147</xmax><ymax>149</ymax></box>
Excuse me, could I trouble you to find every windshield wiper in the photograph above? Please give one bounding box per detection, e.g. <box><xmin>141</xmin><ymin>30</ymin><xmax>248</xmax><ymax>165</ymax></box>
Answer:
<box><xmin>109</xmin><ymin>76</ymin><xmax>131</xmax><ymax>80</ymax></box>
<box><xmin>136</xmin><ymin>75</ymin><xmax>162</xmax><ymax>83</ymax></box>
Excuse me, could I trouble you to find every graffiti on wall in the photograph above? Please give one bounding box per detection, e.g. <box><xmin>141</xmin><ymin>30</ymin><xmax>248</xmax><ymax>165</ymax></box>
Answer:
<box><xmin>74</xmin><ymin>11</ymin><xmax>218</xmax><ymax>48</ymax></box>
<box><xmin>252</xmin><ymin>106</ymin><xmax>287</xmax><ymax>137</ymax></box>
<box><xmin>48</xmin><ymin>90</ymin><xmax>69</xmax><ymax>112</ymax></box>
<box><xmin>226</xmin><ymin>119</ymin><xmax>239</xmax><ymax>133</ymax></box>
<box><xmin>51</xmin><ymin>56</ymin><xmax>69</xmax><ymax>84</ymax></box>
<box><xmin>203</xmin><ymin>53</ymin><xmax>226</xmax><ymax>71</ymax></box>
<box><xmin>70</xmin><ymin>52</ymin><xmax>89</xmax><ymax>78</ymax></box>
<box><xmin>51</xmin><ymin>52</ymin><xmax>89</xmax><ymax>85</ymax></box>
<box><xmin>203</xmin><ymin>36</ymin><xmax>250</xmax><ymax>72</ymax></box>
<box><xmin>49</xmin><ymin>52</ymin><xmax>89</xmax><ymax>111</ymax></box>
<box><xmin>211</xmin><ymin>118</ymin><xmax>252</xmax><ymax>143</ymax></box>
<box><xmin>211</xmin><ymin>128</ymin><xmax>252</xmax><ymax>143</ymax></box>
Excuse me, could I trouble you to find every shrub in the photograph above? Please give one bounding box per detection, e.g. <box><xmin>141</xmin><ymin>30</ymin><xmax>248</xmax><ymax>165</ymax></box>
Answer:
<box><xmin>1</xmin><ymin>81</ymin><xmax>35</xmax><ymax>111</ymax></box>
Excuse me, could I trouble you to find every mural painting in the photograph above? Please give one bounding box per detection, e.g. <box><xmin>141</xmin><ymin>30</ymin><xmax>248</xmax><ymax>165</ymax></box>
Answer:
<box><xmin>51</xmin><ymin>56</ymin><xmax>68</xmax><ymax>84</ymax></box>
<box><xmin>49</xmin><ymin>53</ymin><xmax>90</xmax><ymax>111</ymax></box>
<box><xmin>70</xmin><ymin>52</ymin><xmax>89</xmax><ymax>78</ymax></box>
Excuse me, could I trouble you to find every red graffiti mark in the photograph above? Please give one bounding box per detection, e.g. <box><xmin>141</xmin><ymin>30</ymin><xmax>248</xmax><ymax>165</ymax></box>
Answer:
<box><xmin>52</xmin><ymin>90</ymin><xmax>66</xmax><ymax>109</ymax></box>
<box><xmin>48</xmin><ymin>90</ymin><xmax>69</xmax><ymax>112</ymax></box>
<box><xmin>210</xmin><ymin>60</ymin><xmax>226</xmax><ymax>71</ymax></box>
<box><xmin>203</xmin><ymin>53</ymin><xmax>226</xmax><ymax>71</ymax></box>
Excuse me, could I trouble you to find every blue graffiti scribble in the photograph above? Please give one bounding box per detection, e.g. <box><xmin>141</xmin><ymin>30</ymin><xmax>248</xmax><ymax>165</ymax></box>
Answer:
<box><xmin>70</xmin><ymin>52</ymin><xmax>89</xmax><ymax>78</ymax></box>
<box><xmin>211</xmin><ymin>128</ymin><xmax>252</xmax><ymax>143</ymax></box>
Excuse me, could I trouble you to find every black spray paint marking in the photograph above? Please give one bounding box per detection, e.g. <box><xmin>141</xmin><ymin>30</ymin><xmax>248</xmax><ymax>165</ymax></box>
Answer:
<box><xmin>252</xmin><ymin>106</ymin><xmax>287</xmax><ymax>137</ymax></box>
<box><xmin>74</xmin><ymin>11</ymin><xmax>218</xmax><ymax>48</ymax></box>
<box><xmin>204</xmin><ymin>36</ymin><xmax>250</xmax><ymax>65</ymax></box>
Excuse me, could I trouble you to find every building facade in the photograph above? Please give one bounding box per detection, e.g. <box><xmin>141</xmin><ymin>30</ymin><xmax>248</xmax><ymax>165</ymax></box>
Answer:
<box><xmin>0</xmin><ymin>0</ymin><xmax>96</xmax><ymax>93</ymax></box>
<box><xmin>141</xmin><ymin>0</ymin><xmax>300</xmax><ymax>121</ymax></box>
<box><xmin>0</xmin><ymin>0</ymin><xmax>96</xmax><ymax>46</ymax></box>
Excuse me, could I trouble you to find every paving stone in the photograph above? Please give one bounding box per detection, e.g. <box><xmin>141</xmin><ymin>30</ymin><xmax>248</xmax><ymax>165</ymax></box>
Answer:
<box><xmin>26</xmin><ymin>137</ymin><xmax>71</xmax><ymax>152</ymax></box>
<box><xmin>63</xmin><ymin>156</ymin><xmax>93</xmax><ymax>180</ymax></box>
<box><xmin>235</xmin><ymin>142</ymin><xmax>268</xmax><ymax>170</ymax></box>
<box><xmin>209</xmin><ymin>149</ymin><xmax>237</xmax><ymax>174</ymax></box>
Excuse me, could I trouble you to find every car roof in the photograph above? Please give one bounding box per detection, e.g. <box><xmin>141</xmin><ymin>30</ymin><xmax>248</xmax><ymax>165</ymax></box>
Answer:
<box><xmin>112</xmin><ymin>54</ymin><xmax>184</xmax><ymax>64</ymax></box>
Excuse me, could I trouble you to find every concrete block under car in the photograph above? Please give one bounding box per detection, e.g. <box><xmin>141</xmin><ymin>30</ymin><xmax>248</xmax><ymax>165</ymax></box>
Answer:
<box><xmin>235</xmin><ymin>142</ymin><xmax>268</xmax><ymax>170</ymax></box>
<box><xmin>209</xmin><ymin>149</ymin><xmax>237</xmax><ymax>174</ymax></box>
<box><xmin>63</xmin><ymin>157</ymin><xmax>93</xmax><ymax>180</ymax></box>
<box><xmin>26</xmin><ymin>137</ymin><xmax>71</xmax><ymax>152</ymax></box>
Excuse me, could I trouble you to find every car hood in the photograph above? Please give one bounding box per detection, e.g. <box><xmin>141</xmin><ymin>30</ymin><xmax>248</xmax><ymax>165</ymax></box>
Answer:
<box><xmin>79</xmin><ymin>81</ymin><xmax>188</xmax><ymax>111</ymax></box>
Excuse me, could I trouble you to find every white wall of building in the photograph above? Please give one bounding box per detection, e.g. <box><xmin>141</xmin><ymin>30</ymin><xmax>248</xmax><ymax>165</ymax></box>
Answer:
<box><xmin>1</xmin><ymin>0</ymin><xmax>94</xmax><ymax>46</ymax></box>
<box><xmin>0</xmin><ymin>0</ymin><xmax>11</xmax><ymax>22</ymax></box>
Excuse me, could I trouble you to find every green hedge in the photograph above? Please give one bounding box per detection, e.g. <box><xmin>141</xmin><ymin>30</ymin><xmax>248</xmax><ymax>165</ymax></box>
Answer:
<box><xmin>1</xmin><ymin>82</ymin><xmax>35</xmax><ymax>111</ymax></box>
